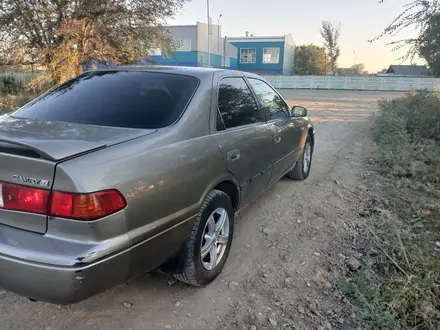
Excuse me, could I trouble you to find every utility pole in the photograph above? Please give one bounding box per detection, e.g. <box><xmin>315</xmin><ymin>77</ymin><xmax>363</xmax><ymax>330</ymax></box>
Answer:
<box><xmin>353</xmin><ymin>50</ymin><xmax>356</xmax><ymax>68</ymax></box>
<box><xmin>224</xmin><ymin>36</ymin><xmax>227</xmax><ymax>68</ymax></box>
<box><xmin>218</xmin><ymin>14</ymin><xmax>223</xmax><ymax>67</ymax></box>
<box><xmin>207</xmin><ymin>0</ymin><xmax>210</xmax><ymax>67</ymax></box>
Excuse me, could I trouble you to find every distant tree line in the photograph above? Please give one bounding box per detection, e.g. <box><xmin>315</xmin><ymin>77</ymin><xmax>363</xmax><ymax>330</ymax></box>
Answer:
<box><xmin>294</xmin><ymin>21</ymin><xmax>371</xmax><ymax>76</ymax></box>
<box><xmin>294</xmin><ymin>20</ymin><xmax>361</xmax><ymax>76</ymax></box>
<box><xmin>296</xmin><ymin>1</ymin><xmax>440</xmax><ymax>77</ymax></box>
<box><xmin>294</xmin><ymin>44</ymin><xmax>328</xmax><ymax>75</ymax></box>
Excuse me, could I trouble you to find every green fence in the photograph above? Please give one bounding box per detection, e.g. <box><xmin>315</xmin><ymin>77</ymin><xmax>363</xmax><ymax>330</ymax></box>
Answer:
<box><xmin>263</xmin><ymin>75</ymin><xmax>440</xmax><ymax>91</ymax></box>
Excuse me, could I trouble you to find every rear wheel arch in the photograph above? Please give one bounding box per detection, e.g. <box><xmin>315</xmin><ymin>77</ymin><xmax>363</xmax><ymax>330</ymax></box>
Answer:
<box><xmin>287</xmin><ymin>134</ymin><xmax>313</xmax><ymax>181</ymax></box>
<box><xmin>162</xmin><ymin>188</ymin><xmax>236</xmax><ymax>280</ymax></box>
<box><xmin>159</xmin><ymin>177</ymin><xmax>240</xmax><ymax>274</ymax></box>
<box><xmin>173</xmin><ymin>189</ymin><xmax>235</xmax><ymax>286</ymax></box>
<box><xmin>213</xmin><ymin>180</ymin><xmax>240</xmax><ymax>211</ymax></box>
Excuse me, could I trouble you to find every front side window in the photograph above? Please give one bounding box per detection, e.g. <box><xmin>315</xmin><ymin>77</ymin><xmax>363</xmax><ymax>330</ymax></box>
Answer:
<box><xmin>263</xmin><ymin>48</ymin><xmax>280</xmax><ymax>64</ymax></box>
<box><xmin>15</xmin><ymin>71</ymin><xmax>199</xmax><ymax>129</ymax></box>
<box><xmin>240</xmin><ymin>48</ymin><xmax>256</xmax><ymax>64</ymax></box>
<box><xmin>217</xmin><ymin>77</ymin><xmax>260</xmax><ymax>129</ymax></box>
<box><xmin>248</xmin><ymin>78</ymin><xmax>289</xmax><ymax>120</ymax></box>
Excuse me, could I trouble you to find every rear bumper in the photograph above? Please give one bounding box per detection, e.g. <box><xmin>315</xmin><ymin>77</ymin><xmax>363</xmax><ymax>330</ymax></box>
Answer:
<box><xmin>0</xmin><ymin>247</ymin><xmax>130</xmax><ymax>305</ymax></box>
<box><xmin>0</xmin><ymin>209</ymin><xmax>195</xmax><ymax>304</ymax></box>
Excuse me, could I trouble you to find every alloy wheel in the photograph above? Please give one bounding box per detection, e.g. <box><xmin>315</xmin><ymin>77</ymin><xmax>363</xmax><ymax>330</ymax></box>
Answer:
<box><xmin>303</xmin><ymin>142</ymin><xmax>312</xmax><ymax>173</ymax></box>
<box><xmin>200</xmin><ymin>208</ymin><xmax>230</xmax><ymax>270</ymax></box>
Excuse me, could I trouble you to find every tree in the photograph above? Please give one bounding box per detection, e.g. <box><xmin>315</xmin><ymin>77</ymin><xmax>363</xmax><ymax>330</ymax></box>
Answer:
<box><xmin>354</xmin><ymin>63</ymin><xmax>365</xmax><ymax>75</ymax></box>
<box><xmin>418</xmin><ymin>14</ymin><xmax>440</xmax><ymax>77</ymax></box>
<box><xmin>320</xmin><ymin>21</ymin><xmax>340</xmax><ymax>73</ymax></box>
<box><xmin>372</xmin><ymin>0</ymin><xmax>439</xmax><ymax>60</ymax></box>
<box><xmin>294</xmin><ymin>44</ymin><xmax>328</xmax><ymax>75</ymax></box>
<box><xmin>0</xmin><ymin>0</ymin><xmax>189</xmax><ymax>86</ymax></box>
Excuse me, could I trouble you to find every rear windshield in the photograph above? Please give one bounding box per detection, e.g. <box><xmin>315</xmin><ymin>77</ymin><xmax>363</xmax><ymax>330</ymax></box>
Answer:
<box><xmin>15</xmin><ymin>71</ymin><xmax>199</xmax><ymax>129</ymax></box>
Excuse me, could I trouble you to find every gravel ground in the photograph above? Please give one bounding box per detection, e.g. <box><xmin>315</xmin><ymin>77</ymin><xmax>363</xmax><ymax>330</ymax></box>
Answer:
<box><xmin>0</xmin><ymin>90</ymin><xmax>403</xmax><ymax>330</ymax></box>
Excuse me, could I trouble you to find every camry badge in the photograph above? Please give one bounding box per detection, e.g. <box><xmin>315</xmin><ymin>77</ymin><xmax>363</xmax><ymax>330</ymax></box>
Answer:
<box><xmin>12</xmin><ymin>175</ymin><xmax>50</xmax><ymax>187</ymax></box>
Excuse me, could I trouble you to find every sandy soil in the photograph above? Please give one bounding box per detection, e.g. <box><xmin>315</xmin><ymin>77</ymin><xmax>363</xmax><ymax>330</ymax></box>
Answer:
<box><xmin>0</xmin><ymin>90</ymin><xmax>403</xmax><ymax>330</ymax></box>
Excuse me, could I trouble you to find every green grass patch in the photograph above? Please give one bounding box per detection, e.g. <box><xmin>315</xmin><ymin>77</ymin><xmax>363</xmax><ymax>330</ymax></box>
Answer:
<box><xmin>347</xmin><ymin>90</ymin><xmax>440</xmax><ymax>329</ymax></box>
<box><xmin>0</xmin><ymin>73</ymin><xmax>49</xmax><ymax>114</ymax></box>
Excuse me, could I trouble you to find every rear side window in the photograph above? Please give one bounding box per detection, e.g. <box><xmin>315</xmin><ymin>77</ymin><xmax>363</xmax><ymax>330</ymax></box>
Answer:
<box><xmin>217</xmin><ymin>77</ymin><xmax>261</xmax><ymax>130</ymax></box>
<box><xmin>15</xmin><ymin>71</ymin><xmax>199</xmax><ymax>129</ymax></box>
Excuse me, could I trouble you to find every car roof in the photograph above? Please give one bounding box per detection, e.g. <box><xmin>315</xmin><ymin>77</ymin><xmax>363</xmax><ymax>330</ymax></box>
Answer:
<box><xmin>92</xmin><ymin>65</ymin><xmax>266</xmax><ymax>80</ymax></box>
<box><xmin>94</xmin><ymin>65</ymin><xmax>239</xmax><ymax>78</ymax></box>
<box><xmin>241</xmin><ymin>71</ymin><xmax>265</xmax><ymax>79</ymax></box>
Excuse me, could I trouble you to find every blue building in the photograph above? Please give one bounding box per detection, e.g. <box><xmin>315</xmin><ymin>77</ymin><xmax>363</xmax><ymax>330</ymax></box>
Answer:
<box><xmin>228</xmin><ymin>34</ymin><xmax>296</xmax><ymax>75</ymax></box>
<box><xmin>148</xmin><ymin>22</ymin><xmax>238</xmax><ymax>69</ymax></box>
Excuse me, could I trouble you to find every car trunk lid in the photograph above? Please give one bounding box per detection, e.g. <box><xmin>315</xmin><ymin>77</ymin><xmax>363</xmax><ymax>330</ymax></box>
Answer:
<box><xmin>0</xmin><ymin>115</ymin><xmax>156</xmax><ymax>161</ymax></box>
<box><xmin>0</xmin><ymin>115</ymin><xmax>156</xmax><ymax>233</ymax></box>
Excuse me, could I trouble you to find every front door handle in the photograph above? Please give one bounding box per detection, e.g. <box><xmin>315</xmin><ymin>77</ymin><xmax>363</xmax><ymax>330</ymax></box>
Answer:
<box><xmin>274</xmin><ymin>136</ymin><xmax>282</xmax><ymax>144</ymax></box>
<box><xmin>227</xmin><ymin>149</ymin><xmax>240</xmax><ymax>162</ymax></box>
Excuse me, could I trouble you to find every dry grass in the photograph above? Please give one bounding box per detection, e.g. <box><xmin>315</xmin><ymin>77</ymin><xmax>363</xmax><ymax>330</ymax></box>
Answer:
<box><xmin>346</xmin><ymin>91</ymin><xmax>440</xmax><ymax>329</ymax></box>
<box><xmin>0</xmin><ymin>93</ymin><xmax>36</xmax><ymax>114</ymax></box>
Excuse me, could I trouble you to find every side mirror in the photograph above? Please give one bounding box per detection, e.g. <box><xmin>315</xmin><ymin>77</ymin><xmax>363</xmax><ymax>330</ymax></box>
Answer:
<box><xmin>291</xmin><ymin>106</ymin><xmax>308</xmax><ymax>117</ymax></box>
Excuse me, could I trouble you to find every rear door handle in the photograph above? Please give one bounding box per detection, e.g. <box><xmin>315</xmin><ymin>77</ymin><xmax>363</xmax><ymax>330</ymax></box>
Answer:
<box><xmin>227</xmin><ymin>149</ymin><xmax>240</xmax><ymax>162</ymax></box>
<box><xmin>274</xmin><ymin>136</ymin><xmax>281</xmax><ymax>144</ymax></box>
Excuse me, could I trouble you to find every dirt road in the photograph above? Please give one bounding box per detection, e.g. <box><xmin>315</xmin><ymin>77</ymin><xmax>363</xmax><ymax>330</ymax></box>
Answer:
<box><xmin>0</xmin><ymin>90</ymin><xmax>402</xmax><ymax>330</ymax></box>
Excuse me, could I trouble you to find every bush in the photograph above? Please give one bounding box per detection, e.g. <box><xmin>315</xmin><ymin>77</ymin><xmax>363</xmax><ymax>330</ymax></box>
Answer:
<box><xmin>0</xmin><ymin>75</ymin><xmax>24</xmax><ymax>95</ymax></box>
<box><xmin>0</xmin><ymin>93</ymin><xmax>36</xmax><ymax>114</ymax></box>
<box><xmin>0</xmin><ymin>95</ymin><xmax>18</xmax><ymax>114</ymax></box>
<box><xmin>374</xmin><ymin>91</ymin><xmax>440</xmax><ymax>141</ymax></box>
<box><xmin>347</xmin><ymin>90</ymin><xmax>440</xmax><ymax>329</ymax></box>
<box><xmin>372</xmin><ymin>91</ymin><xmax>440</xmax><ymax>183</ymax></box>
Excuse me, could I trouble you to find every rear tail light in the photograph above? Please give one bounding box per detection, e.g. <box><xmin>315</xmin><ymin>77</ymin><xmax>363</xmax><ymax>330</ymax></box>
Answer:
<box><xmin>50</xmin><ymin>190</ymin><xmax>126</xmax><ymax>220</ymax></box>
<box><xmin>0</xmin><ymin>181</ymin><xmax>126</xmax><ymax>221</ymax></box>
<box><xmin>0</xmin><ymin>182</ymin><xmax>50</xmax><ymax>214</ymax></box>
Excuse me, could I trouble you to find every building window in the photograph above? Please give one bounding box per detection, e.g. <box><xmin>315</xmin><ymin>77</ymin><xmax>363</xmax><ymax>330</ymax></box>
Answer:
<box><xmin>263</xmin><ymin>48</ymin><xmax>280</xmax><ymax>64</ymax></box>
<box><xmin>240</xmin><ymin>48</ymin><xmax>256</xmax><ymax>64</ymax></box>
<box><xmin>175</xmin><ymin>38</ymin><xmax>192</xmax><ymax>51</ymax></box>
<box><xmin>148</xmin><ymin>48</ymin><xmax>162</xmax><ymax>56</ymax></box>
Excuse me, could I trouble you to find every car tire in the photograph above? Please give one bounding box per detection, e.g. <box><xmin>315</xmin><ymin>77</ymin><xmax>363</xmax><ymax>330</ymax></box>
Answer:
<box><xmin>173</xmin><ymin>189</ymin><xmax>234</xmax><ymax>286</ymax></box>
<box><xmin>287</xmin><ymin>134</ymin><xmax>313</xmax><ymax>181</ymax></box>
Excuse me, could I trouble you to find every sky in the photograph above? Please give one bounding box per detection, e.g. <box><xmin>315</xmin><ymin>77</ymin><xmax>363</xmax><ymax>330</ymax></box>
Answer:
<box><xmin>169</xmin><ymin>0</ymin><xmax>422</xmax><ymax>73</ymax></box>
